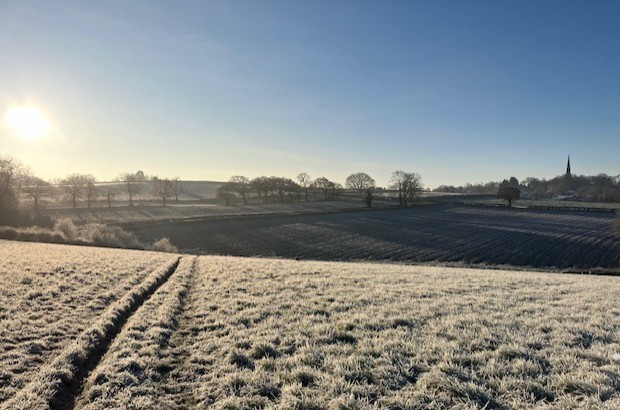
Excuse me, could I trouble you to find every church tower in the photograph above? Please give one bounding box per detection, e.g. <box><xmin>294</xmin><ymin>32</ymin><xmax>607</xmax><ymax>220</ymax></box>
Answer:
<box><xmin>566</xmin><ymin>155</ymin><xmax>571</xmax><ymax>177</ymax></box>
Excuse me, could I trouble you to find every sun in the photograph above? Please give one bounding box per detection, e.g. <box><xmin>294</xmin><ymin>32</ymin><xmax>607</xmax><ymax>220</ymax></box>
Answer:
<box><xmin>6</xmin><ymin>107</ymin><xmax>50</xmax><ymax>140</ymax></box>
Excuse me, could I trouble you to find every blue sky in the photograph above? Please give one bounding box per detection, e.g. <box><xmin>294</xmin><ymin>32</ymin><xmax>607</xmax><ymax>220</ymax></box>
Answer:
<box><xmin>0</xmin><ymin>0</ymin><xmax>618</xmax><ymax>188</ymax></box>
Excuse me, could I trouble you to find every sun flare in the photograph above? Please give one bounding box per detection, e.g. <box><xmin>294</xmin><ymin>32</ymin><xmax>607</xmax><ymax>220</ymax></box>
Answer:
<box><xmin>6</xmin><ymin>107</ymin><xmax>50</xmax><ymax>139</ymax></box>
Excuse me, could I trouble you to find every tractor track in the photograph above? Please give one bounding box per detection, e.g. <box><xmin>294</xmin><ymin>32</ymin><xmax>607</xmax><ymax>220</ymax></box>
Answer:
<box><xmin>2</xmin><ymin>257</ymin><xmax>183</xmax><ymax>410</ymax></box>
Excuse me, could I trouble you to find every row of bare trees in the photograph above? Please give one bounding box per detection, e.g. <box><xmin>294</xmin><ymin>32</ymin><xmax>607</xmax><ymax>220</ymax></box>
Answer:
<box><xmin>0</xmin><ymin>155</ymin><xmax>187</xmax><ymax>211</ymax></box>
<box><xmin>216</xmin><ymin>170</ymin><xmax>422</xmax><ymax>207</ymax></box>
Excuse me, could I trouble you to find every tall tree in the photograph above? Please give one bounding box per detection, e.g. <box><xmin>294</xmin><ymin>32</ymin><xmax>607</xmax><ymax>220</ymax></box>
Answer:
<box><xmin>85</xmin><ymin>177</ymin><xmax>99</xmax><ymax>208</ymax></box>
<box><xmin>251</xmin><ymin>176</ymin><xmax>270</xmax><ymax>203</ymax></box>
<box><xmin>61</xmin><ymin>174</ymin><xmax>93</xmax><ymax>209</ymax></box>
<box><xmin>153</xmin><ymin>177</ymin><xmax>175</xmax><ymax>206</ymax></box>
<box><xmin>172</xmin><ymin>177</ymin><xmax>183</xmax><ymax>202</ymax></box>
<box><xmin>345</xmin><ymin>172</ymin><xmax>375</xmax><ymax>193</ymax></box>
<box><xmin>229</xmin><ymin>176</ymin><xmax>251</xmax><ymax>204</ymax></box>
<box><xmin>390</xmin><ymin>170</ymin><xmax>422</xmax><ymax>206</ymax></box>
<box><xmin>216</xmin><ymin>183</ymin><xmax>236</xmax><ymax>205</ymax></box>
<box><xmin>497</xmin><ymin>186</ymin><xmax>521</xmax><ymax>207</ymax></box>
<box><xmin>297</xmin><ymin>172</ymin><xmax>311</xmax><ymax>201</ymax></box>
<box><xmin>22</xmin><ymin>175</ymin><xmax>51</xmax><ymax>210</ymax></box>
<box><xmin>0</xmin><ymin>154</ymin><xmax>25</xmax><ymax>212</ymax></box>
<box><xmin>119</xmin><ymin>172</ymin><xmax>143</xmax><ymax>206</ymax></box>
<box><xmin>313</xmin><ymin>177</ymin><xmax>334</xmax><ymax>200</ymax></box>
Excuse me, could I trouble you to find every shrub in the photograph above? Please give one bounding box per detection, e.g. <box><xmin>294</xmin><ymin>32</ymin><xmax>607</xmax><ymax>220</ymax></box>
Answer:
<box><xmin>615</xmin><ymin>213</ymin><xmax>620</xmax><ymax>235</ymax></box>
<box><xmin>80</xmin><ymin>223</ymin><xmax>142</xmax><ymax>249</ymax></box>
<box><xmin>151</xmin><ymin>237</ymin><xmax>178</xmax><ymax>253</ymax></box>
<box><xmin>54</xmin><ymin>219</ymin><xmax>79</xmax><ymax>240</ymax></box>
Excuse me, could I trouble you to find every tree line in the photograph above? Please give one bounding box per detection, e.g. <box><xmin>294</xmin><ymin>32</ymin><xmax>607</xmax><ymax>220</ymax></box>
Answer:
<box><xmin>1</xmin><ymin>153</ymin><xmax>423</xmax><ymax>225</ymax></box>
<box><xmin>215</xmin><ymin>171</ymin><xmax>422</xmax><ymax>207</ymax></box>
<box><xmin>435</xmin><ymin>174</ymin><xmax>620</xmax><ymax>203</ymax></box>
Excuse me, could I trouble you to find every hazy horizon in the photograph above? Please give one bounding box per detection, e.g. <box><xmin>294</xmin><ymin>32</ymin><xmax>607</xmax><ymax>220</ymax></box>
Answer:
<box><xmin>1</xmin><ymin>1</ymin><xmax>618</xmax><ymax>188</ymax></box>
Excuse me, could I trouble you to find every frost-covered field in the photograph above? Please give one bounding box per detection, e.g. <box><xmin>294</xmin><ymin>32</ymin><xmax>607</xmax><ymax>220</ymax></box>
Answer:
<box><xmin>75</xmin><ymin>256</ymin><xmax>620</xmax><ymax>409</ymax></box>
<box><xmin>0</xmin><ymin>241</ymin><xmax>177</xmax><ymax>405</ymax></box>
<box><xmin>44</xmin><ymin>198</ymin><xmax>389</xmax><ymax>225</ymax></box>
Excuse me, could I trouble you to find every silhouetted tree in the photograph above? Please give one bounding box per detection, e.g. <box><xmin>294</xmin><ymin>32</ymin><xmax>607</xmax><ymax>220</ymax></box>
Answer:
<box><xmin>364</xmin><ymin>187</ymin><xmax>375</xmax><ymax>208</ymax></box>
<box><xmin>313</xmin><ymin>177</ymin><xmax>334</xmax><ymax>200</ymax></box>
<box><xmin>0</xmin><ymin>154</ymin><xmax>25</xmax><ymax>212</ymax></box>
<box><xmin>85</xmin><ymin>177</ymin><xmax>99</xmax><ymax>208</ymax></box>
<box><xmin>61</xmin><ymin>174</ymin><xmax>93</xmax><ymax>209</ymax></box>
<box><xmin>251</xmin><ymin>176</ymin><xmax>270</xmax><ymax>203</ymax></box>
<box><xmin>390</xmin><ymin>170</ymin><xmax>422</xmax><ymax>206</ymax></box>
<box><xmin>216</xmin><ymin>183</ymin><xmax>236</xmax><ymax>205</ymax></box>
<box><xmin>22</xmin><ymin>175</ymin><xmax>51</xmax><ymax>210</ymax></box>
<box><xmin>346</xmin><ymin>172</ymin><xmax>375</xmax><ymax>193</ymax></box>
<box><xmin>297</xmin><ymin>172</ymin><xmax>311</xmax><ymax>201</ymax></box>
<box><xmin>497</xmin><ymin>186</ymin><xmax>521</xmax><ymax>207</ymax></box>
<box><xmin>172</xmin><ymin>177</ymin><xmax>183</xmax><ymax>202</ymax></box>
<box><xmin>229</xmin><ymin>176</ymin><xmax>251</xmax><ymax>204</ymax></box>
<box><xmin>153</xmin><ymin>177</ymin><xmax>175</xmax><ymax>206</ymax></box>
<box><xmin>119</xmin><ymin>172</ymin><xmax>143</xmax><ymax>206</ymax></box>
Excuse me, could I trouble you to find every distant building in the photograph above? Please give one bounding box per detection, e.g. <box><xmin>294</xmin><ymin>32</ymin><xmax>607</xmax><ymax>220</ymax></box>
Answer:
<box><xmin>566</xmin><ymin>155</ymin><xmax>571</xmax><ymax>178</ymax></box>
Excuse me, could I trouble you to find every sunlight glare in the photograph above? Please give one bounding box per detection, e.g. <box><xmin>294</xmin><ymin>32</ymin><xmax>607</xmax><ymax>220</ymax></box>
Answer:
<box><xmin>6</xmin><ymin>107</ymin><xmax>50</xmax><ymax>139</ymax></box>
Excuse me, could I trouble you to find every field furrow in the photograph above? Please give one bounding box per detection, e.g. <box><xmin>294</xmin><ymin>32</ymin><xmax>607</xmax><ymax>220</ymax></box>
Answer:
<box><xmin>131</xmin><ymin>204</ymin><xmax>620</xmax><ymax>271</ymax></box>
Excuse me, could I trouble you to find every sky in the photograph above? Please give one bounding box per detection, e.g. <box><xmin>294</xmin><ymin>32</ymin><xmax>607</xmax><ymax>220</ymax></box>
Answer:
<box><xmin>0</xmin><ymin>0</ymin><xmax>618</xmax><ymax>188</ymax></box>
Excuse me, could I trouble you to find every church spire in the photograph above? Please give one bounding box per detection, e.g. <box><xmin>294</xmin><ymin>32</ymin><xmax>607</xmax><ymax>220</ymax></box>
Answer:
<box><xmin>566</xmin><ymin>155</ymin><xmax>571</xmax><ymax>177</ymax></box>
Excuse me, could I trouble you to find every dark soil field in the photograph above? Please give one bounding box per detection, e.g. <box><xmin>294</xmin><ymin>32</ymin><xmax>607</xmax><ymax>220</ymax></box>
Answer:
<box><xmin>131</xmin><ymin>204</ymin><xmax>620</xmax><ymax>271</ymax></box>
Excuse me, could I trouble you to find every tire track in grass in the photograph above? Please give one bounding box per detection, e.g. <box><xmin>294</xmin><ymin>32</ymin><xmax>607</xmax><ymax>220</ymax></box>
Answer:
<box><xmin>2</xmin><ymin>256</ymin><xmax>182</xmax><ymax>410</ymax></box>
<box><xmin>74</xmin><ymin>256</ymin><xmax>198</xmax><ymax>410</ymax></box>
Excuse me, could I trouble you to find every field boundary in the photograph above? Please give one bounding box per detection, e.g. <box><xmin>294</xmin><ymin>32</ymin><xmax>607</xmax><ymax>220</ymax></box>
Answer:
<box><xmin>1</xmin><ymin>256</ymin><xmax>182</xmax><ymax>410</ymax></box>
<box><xmin>460</xmin><ymin>201</ymin><xmax>618</xmax><ymax>213</ymax></box>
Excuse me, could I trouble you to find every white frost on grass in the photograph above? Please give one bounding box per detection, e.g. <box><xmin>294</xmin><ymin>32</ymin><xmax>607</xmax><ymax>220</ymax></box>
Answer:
<box><xmin>0</xmin><ymin>240</ymin><xmax>176</xmax><ymax>405</ymax></box>
<box><xmin>77</xmin><ymin>256</ymin><xmax>620</xmax><ymax>409</ymax></box>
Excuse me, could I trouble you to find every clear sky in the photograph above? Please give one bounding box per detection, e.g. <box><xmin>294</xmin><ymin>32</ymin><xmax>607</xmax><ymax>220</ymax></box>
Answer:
<box><xmin>1</xmin><ymin>0</ymin><xmax>618</xmax><ymax>188</ymax></box>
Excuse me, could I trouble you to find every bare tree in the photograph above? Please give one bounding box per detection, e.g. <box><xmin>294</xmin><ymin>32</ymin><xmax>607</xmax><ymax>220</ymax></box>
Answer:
<box><xmin>269</xmin><ymin>177</ymin><xmax>298</xmax><ymax>203</ymax></box>
<box><xmin>103</xmin><ymin>185</ymin><xmax>116</xmax><ymax>208</ymax></box>
<box><xmin>85</xmin><ymin>177</ymin><xmax>99</xmax><ymax>208</ymax></box>
<box><xmin>390</xmin><ymin>170</ymin><xmax>422</xmax><ymax>206</ymax></box>
<box><xmin>0</xmin><ymin>154</ymin><xmax>26</xmax><ymax>212</ymax></box>
<box><xmin>153</xmin><ymin>177</ymin><xmax>175</xmax><ymax>206</ymax></box>
<box><xmin>172</xmin><ymin>177</ymin><xmax>183</xmax><ymax>202</ymax></box>
<box><xmin>22</xmin><ymin>175</ymin><xmax>51</xmax><ymax>210</ymax></box>
<box><xmin>216</xmin><ymin>183</ymin><xmax>236</xmax><ymax>205</ymax></box>
<box><xmin>345</xmin><ymin>172</ymin><xmax>375</xmax><ymax>193</ymax></box>
<box><xmin>497</xmin><ymin>186</ymin><xmax>521</xmax><ymax>207</ymax></box>
<box><xmin>297</xmin><ymin>172</ymin><xmax>311</xmax><ymax>201</ymax></box>
<box><xmin>251</xmin><ymin>176</ymin><xmax>270</xmax><ymax>203</ymax></box>
<box><xmin>61</xmin><ymin>174</ymin><xmax>93</xmax><ymax>209</ymax></box>
<box><xmin>313</xmin><ymin>177</ymin><xmax>335</xmax><ymax>200</ymax></box>
<box><xmin>229</xmin><ymin>176</ymin><xmax>251</xmax><ymax>204</ymax></box>
<box><xmin>119</xmin><ymin>172</ymin><xmax>143</xmax><ymax>206</ymax></box>
<box><xmin>364</xmin><ymin>187</ymin><xmax>375</xmax><ymax>208</ymax></box>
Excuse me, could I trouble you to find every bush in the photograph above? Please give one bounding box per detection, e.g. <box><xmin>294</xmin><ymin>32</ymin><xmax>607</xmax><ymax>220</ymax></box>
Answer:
<box><xmin>80</xmin><ymin>223</ymin><xmax>142</xmax><ymax>249</ymax></box>
<box><xmin>615</xmin><ymin>213</ymin><xmax>620</xmax><ymax>235</ymax></box>
<box><xmin>1</xmin><ymin>219</ymin><xmax>143</xmax><ymax>250</ymax></box>
<box><xmin>54</xmin><ymin>219</ymin><xmax>79</xmax><ymax>240</ymax></box>
<box><xmin>150</xmin><ymin>237</ymin><xmax>178</xmax><ymax>253</ymax></box>
<box><xmin>0</xmin><ymin>209</ymin><xmax>55</xmax><ymax>229</ymax></box>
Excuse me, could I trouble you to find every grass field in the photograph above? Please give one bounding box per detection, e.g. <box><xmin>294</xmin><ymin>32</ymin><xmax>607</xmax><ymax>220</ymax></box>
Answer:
<box><xmin>2</xmin><ymin>241</ymin><xmax>620</xmax><ymax>409</ymax></box>
<box><xmin>131</xmin><ymin>204</ymin><xmax>620</xmax><ymax>272</ymax></box>
<box><xmin>0</xmin><ymin>241</ymin><xmax>178</xmax><ymax>407</ymax></box>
